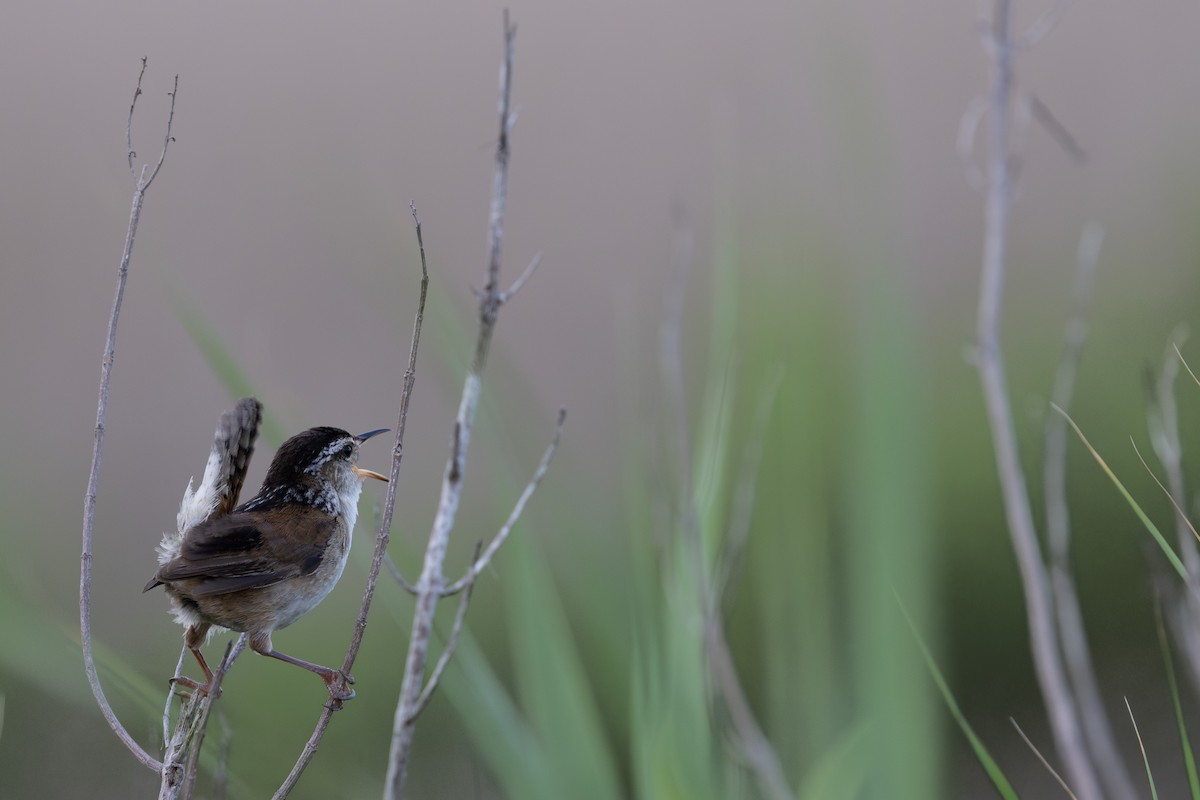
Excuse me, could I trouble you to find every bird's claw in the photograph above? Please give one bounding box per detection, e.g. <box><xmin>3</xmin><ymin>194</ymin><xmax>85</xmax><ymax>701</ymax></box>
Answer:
<box><xmin>322</xmin><ymin>669</ymin><xmax>356</xmax><ymax>708</ymax></box>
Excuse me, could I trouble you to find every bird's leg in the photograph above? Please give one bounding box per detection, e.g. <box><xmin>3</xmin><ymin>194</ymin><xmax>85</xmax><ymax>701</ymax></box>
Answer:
<box><xmin>249</xmin><ymin>635</ymin><xmax>356</xmax><ymax>705</ymax></box>
<box><xmin>169</xmin><ymin>625</ymin><xmax>218</xmax><ymax>697</ymax></box>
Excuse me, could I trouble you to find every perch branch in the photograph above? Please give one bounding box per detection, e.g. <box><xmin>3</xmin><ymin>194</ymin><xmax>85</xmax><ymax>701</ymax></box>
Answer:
<box><xmin>273</xmin><ymin>202</ymin><xmax>430</xmax><ymax>798</ymax></box>
<box><xmin>80</xmin><ymin>61</ymin><xmax>179</xmax><ymax>774</ymax></box>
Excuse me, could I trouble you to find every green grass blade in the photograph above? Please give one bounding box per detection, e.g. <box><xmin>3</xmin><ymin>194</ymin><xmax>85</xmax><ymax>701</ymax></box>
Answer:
<box><xmin>1051</xmin><ymin>405</ymin><xmax>1188</xmax><ymax>581</ymax></box>
<box><xmin>1125</xmin><ymin>697</ymin><xmax>1158</xmax><ymax>800</ymax></box>
<box><xmin>897</xmin><ymin>594</ymin><xmax>1018</xmax><ymax>800</ymax></box>
<box><xmin>1158</xmin><ymin>607</ymin><xmax>1200</xmax><ymax>799</ymax></box>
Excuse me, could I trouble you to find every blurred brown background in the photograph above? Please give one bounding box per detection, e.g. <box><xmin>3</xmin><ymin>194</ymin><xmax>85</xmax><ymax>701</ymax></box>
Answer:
<box><xmin>6</xmin><ymin>0</ymin><xmax>1200</xmax><ymax>797</ymax></box>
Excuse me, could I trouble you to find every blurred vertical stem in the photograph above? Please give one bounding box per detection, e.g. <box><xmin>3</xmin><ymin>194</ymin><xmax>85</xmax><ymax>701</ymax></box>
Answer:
<box><xmin>973</xmin><ymin>2</ymin><xmax>1100</xmax><ymax>797</ymax></box>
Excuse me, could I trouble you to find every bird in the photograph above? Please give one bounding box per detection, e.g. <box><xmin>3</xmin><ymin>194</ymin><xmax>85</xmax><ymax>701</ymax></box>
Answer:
<box><xmin>145</xmin><ymin>397</ymin><xmax>389</xmax><ymax>702</ymax></box>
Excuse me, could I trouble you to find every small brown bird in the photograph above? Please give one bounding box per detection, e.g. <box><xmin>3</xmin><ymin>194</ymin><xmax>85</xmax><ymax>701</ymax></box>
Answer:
<box><xmin>145</xmin><ymin>397</ymin><xmax>388</xmax><ymax>701</ymax></box>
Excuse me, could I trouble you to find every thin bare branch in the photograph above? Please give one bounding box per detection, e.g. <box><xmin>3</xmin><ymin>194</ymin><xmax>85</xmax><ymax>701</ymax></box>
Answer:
<box><xmin>1011</xmin><ymin>718</ymin><xmax>1079</xmax><ymax>800</ymax></box>
<box><xmin>143</xmin><ymin>75</ymin><xmax>179</xmax><ymax>187</ymax></box>
<box><xmin>973</xmin><ymin>2</ymin><xmax>1101</xmax><ymax>797</ymax></box>
<box><xmin>274</xmin><ymin>203</ymin><xmax>430</xmax><ymax>799</ymax></box>
<box><xmin>442</xmin><ymin>409</ymin><xmax>566</xmax><ymax>596</ymax></box>
<box><xmin>472</xmin><ymin>9</ymin><xmax>516</xmax><ymax>373</ymax></box>
<box><xmin>162</xmin><ymin>645</ymin><xmax>188</xmax><ymax>748</ymax></box>
<box><xmin>412</xmin><ymin>542</ymin><xmax>483</xmax><ymax>718</ymax></box>
<box><xmin>81</xmin><ymin>61</ymin><xmax>181</xmax><ymax>775</ymax></box>
<box><xmin>383</xmin><ymin>15</ymin><xmax>536</xmax><ymax>800</ymax></box>
<box><xmin>499</xmin><ymin>251</ymin><xmax>543</xmax><ymax>304</ymax></box>
<box><xmin>1044</xmin><ymin>223</ymin><xmax>1102</xmax><ymax>562</ymax></box>
<box><xmin>127</xmin><ymin>57</ymin><xmax>148</xmax><ymax>174</ymax></box>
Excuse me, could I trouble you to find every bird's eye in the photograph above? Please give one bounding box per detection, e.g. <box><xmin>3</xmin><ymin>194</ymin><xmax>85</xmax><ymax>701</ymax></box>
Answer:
<box><xmin>340</xmin><ymin>444</ymin><xmax>354</xmax><ymax>459</ymax></box>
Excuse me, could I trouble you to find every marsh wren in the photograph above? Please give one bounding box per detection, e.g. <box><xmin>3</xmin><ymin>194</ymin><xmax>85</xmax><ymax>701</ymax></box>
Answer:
<box><xmin>145</xmin><ymin>397</ymin><xmax>388</xmax><ymax>702</ymax></box>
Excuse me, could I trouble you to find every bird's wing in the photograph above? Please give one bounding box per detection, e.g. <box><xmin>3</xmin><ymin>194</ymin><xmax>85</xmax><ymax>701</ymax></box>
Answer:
<box><xmin>147</xmin><ymin>511</ymin><xmax>329</xmax><ymax>597</ymax></box>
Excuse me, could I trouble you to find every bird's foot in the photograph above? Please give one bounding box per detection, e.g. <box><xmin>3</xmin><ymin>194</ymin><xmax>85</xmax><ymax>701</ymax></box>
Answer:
<box><xmin>169</xmin><ymin>675</ymin><xmax>221</xmax><ymax>701</ymax></box>
<box><xmin>321</xmin><ymin>669</ymin><xmax>356</xmax><ymax>709</ymax></box>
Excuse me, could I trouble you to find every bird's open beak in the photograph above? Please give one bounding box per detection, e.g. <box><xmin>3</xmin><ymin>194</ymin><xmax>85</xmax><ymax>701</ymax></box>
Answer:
<box><xmin>352</xmin><ymin>429</ymin><xmax>390</xmax><ymax>482</ymax></box>
<box><xmin>353</xmin><ymin>465</ymin><xmax>389</xmax><ymax>483</ymax></box>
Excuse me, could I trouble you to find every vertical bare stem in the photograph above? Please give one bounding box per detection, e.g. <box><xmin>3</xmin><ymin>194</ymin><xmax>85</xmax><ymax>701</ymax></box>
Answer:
<box><xmin>973</xmin><ymin>3</ymin><xmax>1100</xmax><ymax>797</ymax></box>
<box><xmin>383</xmin><ymin>14</ymin><xmax>518</xmax><ymax>800</ymax></box>
<box><xmin>80</xmin><ymin>64</ymin><xmax>178</xmax><ymax>775</ymax></box>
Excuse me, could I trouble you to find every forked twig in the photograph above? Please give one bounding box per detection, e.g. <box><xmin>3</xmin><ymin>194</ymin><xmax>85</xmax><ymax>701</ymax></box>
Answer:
<box><xmin>80</xmin><ymin>60</ymin><xmax>179</xmax><ymax>775</ymax></box>
<box><xmin>274</xmin><ymin>202</ymin><xmax>430</xmax><ymax>798</ymax></box>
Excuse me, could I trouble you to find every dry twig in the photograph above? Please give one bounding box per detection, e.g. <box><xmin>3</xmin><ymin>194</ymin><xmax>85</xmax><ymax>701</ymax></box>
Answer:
<box><xmin>80</xmin><ymin>60</ymin><xmax>178</xmax><ymax>774</ymax></box>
